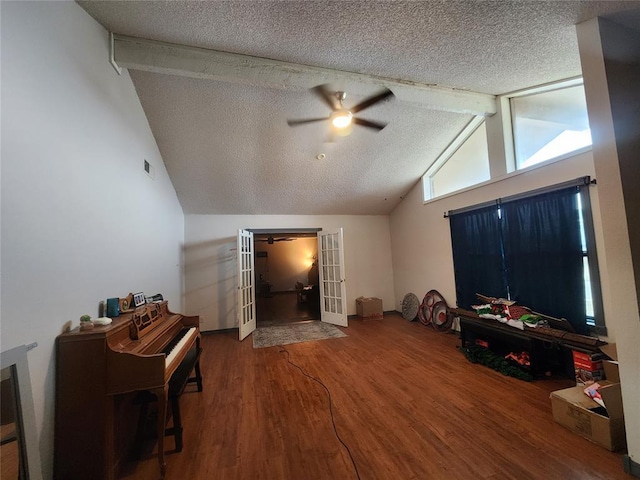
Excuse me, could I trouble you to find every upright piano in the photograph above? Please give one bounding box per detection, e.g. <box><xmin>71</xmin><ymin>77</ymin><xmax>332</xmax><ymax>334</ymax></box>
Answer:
<box><xmin>54</xmin><ymin>301</ymin><xmax>201</xmax><ymax>479</ymax></box>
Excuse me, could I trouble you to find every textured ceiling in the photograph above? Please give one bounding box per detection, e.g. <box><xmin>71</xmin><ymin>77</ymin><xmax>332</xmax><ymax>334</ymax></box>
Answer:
<box><xmin>77</xmin><ymin>1</ymin><xmax>640</xmax><ymax>215</ymax></box>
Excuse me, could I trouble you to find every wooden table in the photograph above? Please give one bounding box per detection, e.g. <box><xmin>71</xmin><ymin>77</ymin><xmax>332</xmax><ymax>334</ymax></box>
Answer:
<box><xmin>449</xmin><ymin>308</ymin><xmax>605</xmax><ymax>377</ymax></box>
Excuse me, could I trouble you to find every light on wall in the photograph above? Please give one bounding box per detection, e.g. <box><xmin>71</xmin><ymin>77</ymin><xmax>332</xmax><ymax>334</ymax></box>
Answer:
<box><xmin>303</xmin><ymin>253</ymin><xmax>317</xmax><ymax>269</ymax></box>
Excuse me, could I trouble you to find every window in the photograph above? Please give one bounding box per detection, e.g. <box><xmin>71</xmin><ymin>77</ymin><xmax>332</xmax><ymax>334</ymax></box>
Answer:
<box><xmin>511</xmin><ymin>82</ymin><xmax>591</xmax><ymax>170</ymax></box>
<box><xmin>576</xmin><ymin>191</ymin><xmax>603</xmax><ymax>329</ymax></box>
<box><xmin>422</xmin><ymin>78</ymin><xmax>593</xmax><ymax>202</ymax></box>
<box><xmin>423</xmin><ymin>118</ymin><xmax>489</xmax><ymax>200</ymax></box>
<box><xmin>448</xmin><ymin>177</ymin><xmax>604</xmax><ymax>335</ymax></box>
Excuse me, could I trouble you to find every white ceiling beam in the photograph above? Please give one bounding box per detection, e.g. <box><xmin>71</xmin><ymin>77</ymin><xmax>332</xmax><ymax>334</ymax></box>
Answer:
<box><xmin>111</xmin><ymin>34</ymin><xmax>496</xmax><ymax>116</ymax></box>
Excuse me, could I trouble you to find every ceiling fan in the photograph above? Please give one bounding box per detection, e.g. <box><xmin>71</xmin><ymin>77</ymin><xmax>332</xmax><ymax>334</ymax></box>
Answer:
<box><xmin>255</xmin><ymin>235</ymin><xmax>295</xmax><ymax>244</ymax></box>
<box><xmin>287</xmin><ymin>84</ymin><xmax>394</xmax><ymax>138</ymax></box>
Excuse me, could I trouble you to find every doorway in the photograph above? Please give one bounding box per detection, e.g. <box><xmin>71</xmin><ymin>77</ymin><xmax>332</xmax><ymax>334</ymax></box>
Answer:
<box><xmin>252</xmin><ymin>230</ymin><xmax>321</xmax><ymax>326</ymax></box>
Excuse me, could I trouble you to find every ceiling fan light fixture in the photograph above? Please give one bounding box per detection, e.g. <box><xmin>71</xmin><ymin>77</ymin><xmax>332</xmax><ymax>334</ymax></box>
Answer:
<box><xmin>287</xmin><ymin>85</ymin><xmax>393</xmax><ymax>139</ymax></box>
<box><xmin>330</xmin><ymin>110</ymin><xmax>353</xmax><ymax>129</ymax></box>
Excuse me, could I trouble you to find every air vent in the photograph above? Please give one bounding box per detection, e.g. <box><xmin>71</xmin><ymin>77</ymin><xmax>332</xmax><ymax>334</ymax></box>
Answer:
<box><xmin>144</xmin><ymin>159</ymin><xmax>155</xmax><ymax>179</ymax></box>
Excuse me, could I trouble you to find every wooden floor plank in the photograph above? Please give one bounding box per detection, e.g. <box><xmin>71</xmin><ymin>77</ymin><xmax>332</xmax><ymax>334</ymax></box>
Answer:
<box><xmin>119</xmin><ymin>313</ymin><xmax>631</xmax><ymax>479</ymax></box>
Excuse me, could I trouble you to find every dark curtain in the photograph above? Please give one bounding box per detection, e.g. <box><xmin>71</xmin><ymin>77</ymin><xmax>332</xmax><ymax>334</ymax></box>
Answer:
<box><xmin>449</xmin><ymin>205</ymin><xmax>506</xmax><ymax>309</ymax></box>
<box><xmin>501</xmin><ymin>188</ymin><xmax>587</xmax><ymax>334</ymax></box>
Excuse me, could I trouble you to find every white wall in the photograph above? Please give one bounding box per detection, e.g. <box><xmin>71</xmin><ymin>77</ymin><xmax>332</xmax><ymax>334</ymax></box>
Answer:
<box><xmin>578</xmin><ymin>16</ymin><xmax>640</xmax><ymax>470</ymax></box>
<box><xmin>1</xmin><ymin>3</ymin><xmax>184</xmax><ymax>477</ymax></box>
<box><xmin>185</xmin><ymin>215</ymin><xmax>395</xmax><ymax>331</ymax></box>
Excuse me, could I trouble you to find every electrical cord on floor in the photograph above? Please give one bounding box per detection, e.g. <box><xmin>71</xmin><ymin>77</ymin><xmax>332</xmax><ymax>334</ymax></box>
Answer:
<box><xmin>278</xmin><ymin>345</ymin><xmax>361</xmax><ymax>480</ymax></box>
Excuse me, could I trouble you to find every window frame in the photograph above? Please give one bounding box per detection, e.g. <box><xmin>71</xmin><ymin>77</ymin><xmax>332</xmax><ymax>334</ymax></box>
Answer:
<box><xmin>508</xmin><ymin>77</ymin><xmax>590</xmax><ymax>171</ymax></box>
<box><xmin>422</xmin><ymin>116</ymin><xmax>486</xmax><ymax>201</ymax></box>
<box><xmin>577</xmin><ymin>183</ymin><xmax>606</xmax><ymax>335</ymax></box>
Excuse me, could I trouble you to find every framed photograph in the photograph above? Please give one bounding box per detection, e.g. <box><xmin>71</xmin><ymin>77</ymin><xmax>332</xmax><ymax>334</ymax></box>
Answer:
<box><xmin>133</xmin><ymin>292</ymin><xmax>145</xmax><ymax>307</ymax></box>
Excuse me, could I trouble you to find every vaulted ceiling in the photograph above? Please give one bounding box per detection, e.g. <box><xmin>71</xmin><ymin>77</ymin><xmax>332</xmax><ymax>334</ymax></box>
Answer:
<box><xmin>77</xmin><ymin>1</ymin><xmax>640</xmax><ymax>215</ymax></box>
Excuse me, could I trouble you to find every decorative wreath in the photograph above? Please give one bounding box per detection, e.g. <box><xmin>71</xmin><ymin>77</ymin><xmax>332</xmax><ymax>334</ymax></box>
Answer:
<box><xmin>401</xmin><ymin>293</ymin><xmax>420</xmax><ymax>321</ymax></box>
<box><xmin>418</xmin><ymin>289</ymin><xmax>452</xmax><ymax>331</ymax></box>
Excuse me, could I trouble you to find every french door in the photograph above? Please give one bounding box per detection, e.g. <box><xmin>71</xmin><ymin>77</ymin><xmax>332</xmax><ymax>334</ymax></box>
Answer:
<box><xmin>237</xmin><ymin>229</ymin><xmax>256</xmax><ymax>340</ymax></box>
<box><xmin>318</xmin><ymin>228</ymin><xmax>348</xmax><ymax>327</ymax></box>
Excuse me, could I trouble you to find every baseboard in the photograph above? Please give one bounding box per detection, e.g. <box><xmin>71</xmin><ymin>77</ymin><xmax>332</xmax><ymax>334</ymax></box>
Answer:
<box><xmin>348</xmin><ymin>314</ymin><xmax>380</xmax><ymax>320</ymax></box>
<box><xmin>623</xmin><ymin>455</ymin><xmax>640</xmax><ymax>478</ymax></box>
<box><xmin>347</xmin><ymin>310</ymin><xmax>395</xmax><ymax>320</ymax></box>
<box><xmin>393</xmin><ymin>309</ymin><xmax>462</xmax><ymax>333</ymax></box>
<box><xmin>201</xmin><ymin>328</ymin><xmax>237</xmax><ymax>335</ymax></box>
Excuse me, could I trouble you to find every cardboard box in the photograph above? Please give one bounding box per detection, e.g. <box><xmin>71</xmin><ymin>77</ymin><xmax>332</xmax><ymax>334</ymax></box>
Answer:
<box><xmin>573</xmin><ymin>359</ymin><xmax>603</xmax><ymax>371</ymax></box>
<box><xmin>572</xmin><ymin>350</ymin><xmax>603</xmax><ymax>363</ymax></box>
<box><xmin>356</xmin><ymin>297</ymin><xmax>383</xmax><ymax>320</ymax></box>
<box><xmin>575</xmin><ymin>368</ymin><xmax>605</xmax><ymax>385</ymax></box>
<box><xmin>550</xmin><ymin>381</ymin><xmax>626</xmax><ymax>451</ymax></box>
<box><xmin>572</xmin><ymin>350</ymin><xmax>605</xmax><ymax>385</ymax></box>
<box><xmin>599</xmin><ymin>344</ymin><xmax>620</xmax><ymax>383</ymax></box>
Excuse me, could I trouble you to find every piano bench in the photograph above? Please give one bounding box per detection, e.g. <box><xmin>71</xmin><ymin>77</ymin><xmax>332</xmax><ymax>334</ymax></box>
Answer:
<box><xmin>166</xmin><ymin>346</ymin><xmax>203</xmax><ymax>452</ymax></box>
<box><xmin>136</xmin><ymin>346</ymin><xmax>203</xmax><ymax>454</ymax></box>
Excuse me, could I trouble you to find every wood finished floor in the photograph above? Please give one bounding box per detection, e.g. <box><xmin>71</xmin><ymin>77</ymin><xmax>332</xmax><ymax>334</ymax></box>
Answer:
<box><xmin>120</xmin><ymin>313</ymin><xmax>631</xmax><ymax>480</ymax></box>
<box><xmin>256</xmin><ymin>291</ymin><xmax>320</xmax><ymax>326</ymax></box>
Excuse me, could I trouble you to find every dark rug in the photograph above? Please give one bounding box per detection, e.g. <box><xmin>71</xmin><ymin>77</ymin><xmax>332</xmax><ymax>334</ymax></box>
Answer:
<box><xmin>252</xmin><ymin>321</ymin><xmax>347</xmax><ymax>348</ymax></box>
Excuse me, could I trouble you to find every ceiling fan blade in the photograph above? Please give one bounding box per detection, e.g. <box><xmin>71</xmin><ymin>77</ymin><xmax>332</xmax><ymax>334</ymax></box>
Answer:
<box><xmin>353</xmin><ymin>117</ymin><xmax>388</xmax><ymax>130</ymax></box>
<box><xmin>312</xmin><ymin>84</ymin><xmax>340</xmax><ymax>111</ymax></box>
<box><xmin>350</xmin><ymin>88</ymin><xmax>394</xmax><ymax>114</ymax></box>
<box><xmin>287</xmin><ymin>117</ymin><xmax>329</xmax><ymax>127</ymax></box>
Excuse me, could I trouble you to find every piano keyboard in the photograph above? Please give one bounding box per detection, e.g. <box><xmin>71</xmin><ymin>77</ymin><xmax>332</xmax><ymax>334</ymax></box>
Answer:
<box><xmin>165</xmin><ymin>327</ymin><xmax>198</xmax><ymax>368</ymax></box>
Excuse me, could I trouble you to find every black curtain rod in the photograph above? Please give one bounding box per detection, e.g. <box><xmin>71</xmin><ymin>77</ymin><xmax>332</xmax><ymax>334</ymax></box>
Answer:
<box><xmin>444</xmin><ymin>176</ymin><xmax>595</xmax><ymax>218</ymax></box>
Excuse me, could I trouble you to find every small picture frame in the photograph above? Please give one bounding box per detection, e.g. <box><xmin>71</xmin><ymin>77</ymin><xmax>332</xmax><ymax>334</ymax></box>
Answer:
<box><xmin>119</xmin><ymin>293</ymin><xmax>134</xmax><ymax>313</ymax></box>
<box><xmin>133</xmin><ymin>292</ymin><xmax>145</xmax><ymax>307</ymax></box>
<box><xmin>119</xmin><ymin>297</ymin><xmax>129</xmax><ymax>312</ymax></box>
